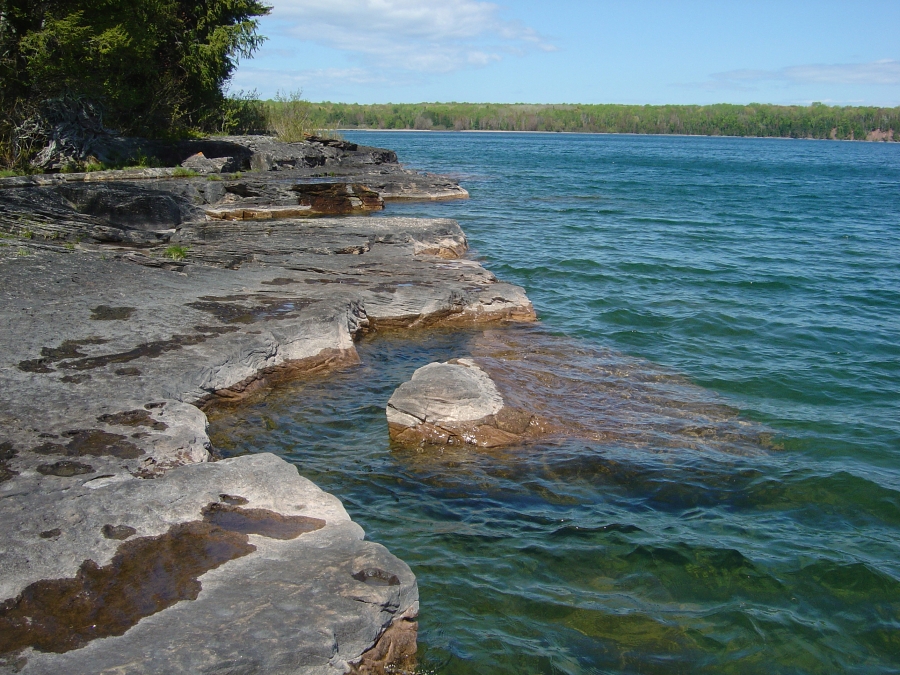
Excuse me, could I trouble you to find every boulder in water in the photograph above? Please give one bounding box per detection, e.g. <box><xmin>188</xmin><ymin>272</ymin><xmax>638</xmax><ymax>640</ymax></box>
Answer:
<box><xmin>386</xmin><ymin>358</ymin><xmax>543</xmax><ymax>448</ymax></box>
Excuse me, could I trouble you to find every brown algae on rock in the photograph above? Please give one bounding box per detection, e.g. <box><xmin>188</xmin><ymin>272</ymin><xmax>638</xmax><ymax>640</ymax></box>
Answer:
<box><xmin>0</xmin><ymin>521</ymin><xmax>255</xmax><ymax>656</ymax></box>
<box><xmin>201</xmin><ymin>502</ymin><xmax>325</xmax><ymax>540</ymax></box>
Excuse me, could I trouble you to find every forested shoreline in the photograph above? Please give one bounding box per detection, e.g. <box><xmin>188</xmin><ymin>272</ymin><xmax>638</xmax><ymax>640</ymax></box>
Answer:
<box><xmin>303</xmin><ymin>102</ymin><xmax>900</xmax><ymax>141</ymax></box>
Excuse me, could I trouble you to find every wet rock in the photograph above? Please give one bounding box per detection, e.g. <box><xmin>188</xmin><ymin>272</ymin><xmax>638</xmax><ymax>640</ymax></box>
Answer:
<box><xmin>0</xmin><ymin>136</ymin><xmax>530</xmax><ymax>673</ymax></box>
<box><xmin>387</xmin><ymin>358</ymin><xmax>542</xmax><ymax>448</ymax></box>
<box><xmin>58</xmin><ymin>429</ymin><xmax>143</xmax><ymax>459</ymax></box>
<box><xmin>0</xmin><ymin>441</ymin><xmax>18</xmax><ymax>482</ymax></box>
<box><xmin>90</xmin><ymin>306</ymin><xmax>134</xmax><ymax>321</ymax></box>
<box><xmin>36</xmin><ymin>460</ymin><xmax>94</xmax><ymax>477</ymax></box>
<box><xmin>101</xmin><ymin>524</ymin><xmax>137</xmax><ymax>540</ymax></box>
<box><xmin>0</xmin><ymin>453</ymin><xmax>418</xmax><ymax>675</ymax></box>
<box><xmin>96</xmin><ymin>409</ymin><xmax>167</xmax><ymax>431</ymax></box>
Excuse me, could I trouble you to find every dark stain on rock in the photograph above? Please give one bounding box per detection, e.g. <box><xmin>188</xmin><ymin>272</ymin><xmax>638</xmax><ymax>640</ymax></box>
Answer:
<box><xmin>115</xmin><ymin>367</ymin><xmax>142</xmax><ymax>376</ymax></box>
<box><xmin>61</xmin><ymin>374</ymin><xmax>92</xmax><ymax>383</ymax></box>
<box><xmin>39</xmin><ymin>529</ymin><xmax>61</xmax><ymax>539</ymax></box>
<box><xmin>194</xmin><ymin>325</ymin><xmax>241</xmax><ymax>335</ymax></box>
<box><xmin>32</xmin><ymin>442</ymin><xmax>68</xmax><ymax>455</ymax></box>
<box><xmin>0</xmin><ymin>520</ymin><xmax>255</xmax><ymax>656</ymax></box>
<box><xmin>144</xmin><ymin>401</ymin><xmax>166</xmax><ymax>410</ymax></box>
<box><xmin>42</xmin><ymin>339</ymin><xmax>108</xmax><ymax>360</ymax></box>
<box><xmin>335</xmin><ymin>243</ymin><xmax>371</xmax><ymax>255</ymax></box>
<box><xmin>0</xmin><ymin>441</ymin><xmax>18</xmax><ymax>483</ymax></box>
<box><xmin>201</xmin><ymin>503</ymin><xmax>325</xmax><ymax>540</ymax></box>
<box><xmin>98</xmin><ymin>409</ymin><xmax>167</xmax><ymax>431</ymax></box>
<box><xmin>56</xmin><ymin>334</ymin><xmax>210</xmax><ymax>371</ymax></box>
<box><xmin>304</xmin><ymin>277</ymin><xmax>363</xmax><ymax>285</ymax></box>
<box><xmin>90</xmin><ymin>306</ymin><xmax>135</xmax><ymax>321</ymax></box>
<box><xmin>36</xmin><ymin>461</ymin><xmax>94</xmax><ymax>477</ymax></box>
<box><xmin>352</xmin><ymin>568</ymin><xmax>401</xmax><ymax>587</ymax></box>
<box><xmin>187</xmin><ymin>296</ymin><xmax>313</xmax><ymax>324</ymax></box>
<box><xmin>33</xmin><ymin>430</ymin><xmax>143</xmax><ymax>459</ymax></box>
<box><xmin>219</xmin><ymin>494</ymin><xmax>249</xmax><ymax>506</ymax></box>
<box><xmin>102</xmin><ymin>524</ymin><xmax>137</xmax><ymax>541</ymax></box>
<box><xmin>18</xmin><ymin>338</ymin><xmax>109</xmax><ymax>373</ymax></box>
<box><xmin>261</xmin><ymin>277</ymin><xmax>298</xmax><ymax>286</ymax></box>
<box><xmin>17</xmin><ymin>358</ymin><xmax>54</xmax><ymax>373</ymax></box>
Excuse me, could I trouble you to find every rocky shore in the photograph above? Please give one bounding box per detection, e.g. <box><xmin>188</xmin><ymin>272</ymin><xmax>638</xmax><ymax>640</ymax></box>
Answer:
<box><xmin>0</xmin><ymin>136</ymin><xmax>534</xmax><ymax>673</ymax></box>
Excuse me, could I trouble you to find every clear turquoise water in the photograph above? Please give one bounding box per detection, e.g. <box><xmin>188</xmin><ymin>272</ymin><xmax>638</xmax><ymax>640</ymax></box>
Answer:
<box><xmin>212</xmin><ymin>133</ymin><xmax>900</xmax><ymax>674</ymax></box>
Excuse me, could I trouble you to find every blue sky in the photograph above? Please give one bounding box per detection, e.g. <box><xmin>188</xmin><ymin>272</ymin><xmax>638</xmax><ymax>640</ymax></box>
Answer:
<box><xmin>231</xmin><ymin>1</ymin><xmax>900</xmax><ymax>106</ymax></box>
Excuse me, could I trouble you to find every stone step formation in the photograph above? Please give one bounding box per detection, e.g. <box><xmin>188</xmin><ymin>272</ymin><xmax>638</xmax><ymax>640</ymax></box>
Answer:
<box><xmin>0</xmin><ymin>136</ymin><xmax>531</xmax><ymax>674</ymax></box>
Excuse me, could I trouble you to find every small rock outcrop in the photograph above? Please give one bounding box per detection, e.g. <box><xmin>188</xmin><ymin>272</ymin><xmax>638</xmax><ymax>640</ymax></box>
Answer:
<box><xmin>180</xmin><ymin>152</ymin><xmax>240</xmax><ymax>174</ymax></box>
<box><xmin>386</xmin><ymin>359</ymin><xmax>546</xmax><ymax>448</ymax></box>
<box><xmin>0</xmin><ymin>453</ymin><xmax>418</xmax><ymax>674</ymax></box>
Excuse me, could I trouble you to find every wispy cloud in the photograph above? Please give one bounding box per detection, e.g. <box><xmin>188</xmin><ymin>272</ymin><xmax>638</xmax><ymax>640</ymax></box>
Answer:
<box><xmin>231</xmin><ymin>66</ymin><xmax>400</xmax><ymax>93</ymax></box>
<box><xmin>267</xmin><ymin>0</ymin><xmax>556</xmax><ymax>74</ymax></box>
<box><xmin>697</xmin><ymin>59</ymin><xmax>900</xmax><ymax>90</ymax></box>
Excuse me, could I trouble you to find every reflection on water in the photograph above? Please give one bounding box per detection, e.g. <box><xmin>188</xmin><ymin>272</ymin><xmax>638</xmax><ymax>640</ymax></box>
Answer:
<box><xmin>208</xmin><ymin>326</ymin><xmax>900</xmax><ymax>675</ymax></box>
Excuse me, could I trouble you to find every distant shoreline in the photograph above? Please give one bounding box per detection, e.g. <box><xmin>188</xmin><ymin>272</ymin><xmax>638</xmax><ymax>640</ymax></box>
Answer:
<box><xmin>336</xmin><ymin>128</ymin><xmax>897</xmax><ymax>143</ymax></box>
<box><xmin>300</xmin><ymin>101</ymin><xmax>899</xmax><ymax>143</ymax></box>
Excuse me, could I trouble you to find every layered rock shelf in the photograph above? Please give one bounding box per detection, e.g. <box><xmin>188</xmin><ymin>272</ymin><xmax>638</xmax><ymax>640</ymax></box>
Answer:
<box><xmin>0</xmin><ymin>136</ymin><xmax>532</xmax><ymax>674</ymax></box>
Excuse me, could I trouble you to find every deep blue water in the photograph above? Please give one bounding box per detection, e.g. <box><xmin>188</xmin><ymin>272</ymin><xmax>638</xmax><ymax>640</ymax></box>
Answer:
<box><xmin>212</xmin><ymin>133</ymin><xmax>900</xmax><ymax>674</ymax></box>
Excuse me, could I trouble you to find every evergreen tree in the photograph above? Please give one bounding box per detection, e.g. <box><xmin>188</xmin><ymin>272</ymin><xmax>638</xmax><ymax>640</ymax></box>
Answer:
<box><xmin>0</xmin><ymin>0</ymin><xmax>270</xmax><ymax>136</ymax></box>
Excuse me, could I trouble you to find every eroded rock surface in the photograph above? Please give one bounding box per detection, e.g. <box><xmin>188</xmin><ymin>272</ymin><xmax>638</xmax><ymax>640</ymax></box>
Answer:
<box><xmin>0</xmin><ymin>137</ymin><xmax>533</xmax><ymax>672</ymax></box>
<box><xmin>0</xmin><ymin>453</ymin><xmax>417</xmax><ymax>674</ymax></box>
<box><xmin>387</xmin><ymin>358</ymin><xmax>547</xmax><ymax>448</ymax></box>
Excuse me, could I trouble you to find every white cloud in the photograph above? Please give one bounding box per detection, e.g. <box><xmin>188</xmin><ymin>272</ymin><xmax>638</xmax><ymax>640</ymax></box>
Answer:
<box><xmin>701</xmin><ymin>59</ymin><xmax>900</xmax><ymax>90</ymax></box>
<box><xmin>231</xmin><ymin>66</ymin><xmax>396</xmax><ymax>91</ymax></box>
<box><xmin>267</xmin><ymin>0</ymin><xmax>555</xmax><ymax>73</ymax></box>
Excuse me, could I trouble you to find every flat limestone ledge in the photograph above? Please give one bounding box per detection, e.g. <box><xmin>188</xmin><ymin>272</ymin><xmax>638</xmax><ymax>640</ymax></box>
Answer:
<box><xmin>0</xmin><ymin>213</ymin><xmax>533</xmax><ymax>671</ymax></box>
<box><xmin>0</xmin><ymin>453</ymin><xmax>418</xmax><ymax>674</ymax></box>
<box><xmin>387</xmin><ymin>358</ymin><xmax>550</xmax><ymax>448</ymax></box>
<box><xmin>0</xmin><ymin>215</ymin><xmax>534</xmax><ymax>474</ymax></box>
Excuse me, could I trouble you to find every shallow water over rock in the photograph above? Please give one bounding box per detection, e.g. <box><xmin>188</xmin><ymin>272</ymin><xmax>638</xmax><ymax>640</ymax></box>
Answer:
<box><xmin>208</xmin><ymin>326</ymin><xmax>897</xmax><ymax>674</ymax></box>
<box><xmin>212</xmin><ymin>132</ymin><xmax>900</xmax><ymax>674</ymax></box>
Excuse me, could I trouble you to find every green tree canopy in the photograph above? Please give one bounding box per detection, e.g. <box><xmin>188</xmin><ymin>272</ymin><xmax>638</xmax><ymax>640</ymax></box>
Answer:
<box><xmin>0</xmin><ymin>0</ymin><xmax>270</xmax><ymax>135</ymax></box>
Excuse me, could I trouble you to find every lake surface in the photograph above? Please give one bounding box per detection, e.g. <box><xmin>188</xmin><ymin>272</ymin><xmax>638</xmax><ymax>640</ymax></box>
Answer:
<box><xmin>210</xmin><ymin>132</ymin><xmax>900</xmax><ymax>674</ymax></box>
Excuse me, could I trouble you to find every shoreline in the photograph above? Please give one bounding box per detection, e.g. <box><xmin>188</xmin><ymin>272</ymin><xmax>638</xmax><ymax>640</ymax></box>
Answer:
<box><xmin>0</xmin><ymin>136</ymin><xmax>534</xmax><ymax>673</ymax></box>
<box><xmin>337</xmin><ymin>127</ymin><xmax>899</xmax><ymax>143</ymax></box>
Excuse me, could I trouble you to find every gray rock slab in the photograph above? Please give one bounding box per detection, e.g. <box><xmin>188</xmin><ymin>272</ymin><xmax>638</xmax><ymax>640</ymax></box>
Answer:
<box><xmin>0</xmin><ymin>143</ymin><xmax>530</xmax><ymax>670</ymax></box>
<box><xmin>1</xmin><ymin>453</ymin><xmax>417</xmax><ymax>675</ymax></box>
<box><xmin>0</xmin><ymin>215</ymin><xmax>532</xmax><ymax>471</ymax></box>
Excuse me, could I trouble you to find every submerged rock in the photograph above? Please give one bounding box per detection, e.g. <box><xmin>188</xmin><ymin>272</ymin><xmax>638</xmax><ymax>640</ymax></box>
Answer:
<box><xmin>387</xmin><ymin>358</ymin><xmax>546</xmax><ymax>448</ymax></box>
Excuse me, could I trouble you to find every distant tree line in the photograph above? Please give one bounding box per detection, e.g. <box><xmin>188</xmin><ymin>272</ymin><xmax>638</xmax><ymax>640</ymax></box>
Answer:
<box><xmin>302</xmin><ymin>102</ymin><xmax>900</xmax><ymax>141</ymax></box>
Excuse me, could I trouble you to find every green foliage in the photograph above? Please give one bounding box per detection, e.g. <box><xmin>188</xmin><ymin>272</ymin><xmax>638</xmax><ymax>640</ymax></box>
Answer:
<box><xmin>265</xmin><ymin>90</ymin><xmax>315</xmax><ymax>142</ymax></box>
<box><xmin>172</xmin><ymin>167</ymin><xmax>198</xmax><ymax>178</ymax></box>
<box><xmin>303</xmin><ymin>101</ymin><xmax>900</xmax><ymax>141</ymax></box>
<box><xmin>216</xmin><ymin>89</ymin><xmax>268</xmax><ymax>135</ymax></box>
<box><xmin>164</xmin><ymin>244</ymin><xmax>189</xmax><ymax>260</ymax></box>
<box><xmin>0</xmin><ymin>0</ymin><xmax>271</xmax><ymax>157</ymax></box>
